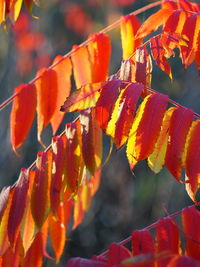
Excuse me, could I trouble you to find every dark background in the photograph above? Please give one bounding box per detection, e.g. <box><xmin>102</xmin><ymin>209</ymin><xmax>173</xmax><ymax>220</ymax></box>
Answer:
<box><xmin>0</xmin><ymin>0</ymin><xmax>199</xmax><ymax>266</ymax></box>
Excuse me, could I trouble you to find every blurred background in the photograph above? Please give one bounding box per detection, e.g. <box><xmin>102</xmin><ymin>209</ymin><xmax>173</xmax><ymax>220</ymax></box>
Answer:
<box><xmin>0</xmin><ymin>0</ymin><xmax>199</xmax><ymax>266</ymax></box>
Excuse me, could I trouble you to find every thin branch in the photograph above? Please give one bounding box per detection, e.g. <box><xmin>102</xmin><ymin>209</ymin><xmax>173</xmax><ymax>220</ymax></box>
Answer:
<box><xmin>98</xmin><ymin>204</ymin><xmax>196</xmax><ymax>258</ymax></box>
<box><xmin>0</xmin><ymin>1</ymin><xmax>162</xmax><ymax>111</ymax></box>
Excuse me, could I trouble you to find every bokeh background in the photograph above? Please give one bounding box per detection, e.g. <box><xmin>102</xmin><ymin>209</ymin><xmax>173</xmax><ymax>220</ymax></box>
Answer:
<box><xmin>0</xmin><ymin>0</ymin><xmax>199</xmax><ymax>266</ymax></box>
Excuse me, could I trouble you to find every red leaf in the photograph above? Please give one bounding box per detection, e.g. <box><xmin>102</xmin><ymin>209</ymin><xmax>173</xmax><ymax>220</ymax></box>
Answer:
<box><xmin>49</xmin><ymin>202</ymin><xmax>66</xmax><ymax>263</ymax></box>
<box><xmin>95</xmin><ymin>80</ymin><xmax>122</xmax><ymax>130</ymax></box>
<box><xmin>50</xmin><ymin>135</ymin><xmax>67</xmax><ymax>215</ymax></box>
<box><xmin>108</xmin><ymin>243</ymin><xmax>131</xmax><ymax>266</ymax></box>
<box><xmin>127</xmin><ymin>93</ymin><xmax>168</xmax><ymax>168</ymax></box>
<box><xmin>163</xmin><ymin>9</ymin><xmax>187</xmax><ymax>35</ymax></box>
<box><xmin>156</xmin><ymin>217</ymin><xmax>180</xmax><ymax>266</ymax></box>
<box><xmin>177</xmin><ymin>0</ymin><xmax>195</xmax><ymax>11</ymax></box>
<box><xmin>165</xmin><ymin>107</ymin><xmax>193</xmax><ymax>181</ymax></box>
<box><xmin>31</xmin><ymin>151</ymin><xmax>53</xmax><ymax>228</ymax></box>
<box><xmin>51</xmin><ymin>56</ymin><xmax>72</xmax><ymax>134</ymax></box>
<box><xmin>80</xmin><ymin>109</ymin><xmax>102</xmax><ymax>174</ymax></box>
<box><xmin>185</xmin><ymin>120</ymin><xmax>200</xmax><ymax>201</ymax></box>
<box><xmin>35</xmin><ymin>68</ymin><xmax>58</xmax><ymax>142</ymax></box>
<box><xmin>120</xmin><ymin>14</ymin><xmax>141</xmax><ymax>60</ymax></box>
<box><xmin>182</xmin><ymin>206</ymin><xmax>200</xmax><ymax>260</ymax></box>
<box><xmin>23</xmin><ymin>232</ymin><xmax>43</xmax><ymax>267</ymax></box>
<box><xmin>87</xmin><ymin>33</ymin><xmax>111</xmax><ymax>82</ymax></box>
<box><xmin>132</xmin><ymin>230</ymin><xmax>154</xmax><ymax>255</ymax></box>
<box><xmin>65</xmin><ymin>120</ymin><xmax>84</xmax><ymax>194</ymax></box>
<box><xmin>7</xmin><ymin>168</ymin><xmax>29</xmax><ymax>246</ymax></box>
<box><xmin>10</xmin><ymin>83</ymin><xmax>36</xmax><ymax>151</ymax></box>
<box><xmin>114</xmin><ymin>83</ymin><xmax>143</xmax><ymax>148</ymax></box>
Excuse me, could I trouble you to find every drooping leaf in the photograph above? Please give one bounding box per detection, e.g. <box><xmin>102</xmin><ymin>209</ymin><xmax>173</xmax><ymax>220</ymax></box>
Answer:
<box><xmin>126</xmin><ymin>93</ymin><xmax>168</xmax><ymax>169</ymax></box>
<box><xmin>51</xmin><ymin>56</ymin><xmax>72</xmax><ymax>134</ymax></box>
<box><xmin>65</xmin><ymin>257</ymin><xmax>108</xmax><ymax>267</ymax></box>
<box><xmin>156</xmin><ymin>217</ymin><xmax>181</xmax><ymax>266</ymax></box>
<box><xmin>165</xmin><ymin>107</ymin><xmax>193</xmax><ymax>181</ymax></box>
<box><xmin>50</xmin><ymin>136</ymin><xmax>67</xmax><ymax>215</ymax></box>
<box><xmin>182</xmin><ymin>206</ymin><xmax>200</xmax><ymax>260</ymax></box>
<box><xmin>20</xmin><ymin>170</ymin><xmax>35</xmax><ymax>253</ymax></box>
<box><xmin>184</xmin><ymin>120</ymin><xmax>200</xmax><ymax>201</ymax></box>
<box><xmin>10</xmin><ymin>83</ymin><xmax>37</xmax><ymax>151</ymax></box>
<box><xmin>108</xmin><ymin>243</ymin><xmax>131</xmax><ymax>266</ymax></box>
<box><xmin>0</xmin><ymin>187</ymin><xmax>11</xmax><ymax>222</ymax></box>
<box><xmin>35</xmin><ymin>68</ymin><xmax>58</xmax><ymax>142</ymax></box>
<box><xmin>87</xmin><ymin>33</ymin><xmax>111</xmax><ymax>82</ymax></box>
<box><xmin>148</xmin><ymin>107</ymin><xmax>176</xmax><ymax>174</ymax></box>
<box><xmin>0</xmin><ymin>1</ymin><xmax>5</xmax><ymax>25</ymax></box>
<box><xmin>65</xmin><ymin>120</ymin><xmax>84</xmax><ymax>194</ymax></box>
<box><xmin>132</xmin><ymin>230</ymin><xmax>154</xmax><ymax>255</ymax></box>
<box><xmin>23</xmin><ymin>232</ymin><xmax>44</xmax><ymax>267</ymax></box>
<box><xmin>49</xmin><ymin>202</ymin><xmax>66</xmax><ymax>263</ymax></box>
<box><xmin>8</xmin><ymin>0</ymin><xmax>23</xmax><ymax>23</ymax></box>
<box><xmin>163</xmin><ymin>9</ymin><xmax>187</xmax><ymax>36</ymax></box>
<box><xmin>7</xmin><ymin>168</ymin><xmax>29</xmax><ymax>246</ymax></box>
<box><xmin>80</xmin><ymin>109</ymin><xmax>102</xmax><ymax>174</ymax></box>
<box><xmin>71</xmin><ymin>45</ymin><xmax>92</xmax><ymax>88</ymax></box>
<box><xmin>95</xmin><ymin>80</ymin><xmax>122</xmax><ymax>130</ymax></box>
<box><xmin>31</xmin><ymin>151</ymin><xmax>53</xmax><ymax>229</ymax></box>
<box><xmin>120</xmin><ymin>14</ymin><xmax>141</xmax><ymax>60</ymax></box>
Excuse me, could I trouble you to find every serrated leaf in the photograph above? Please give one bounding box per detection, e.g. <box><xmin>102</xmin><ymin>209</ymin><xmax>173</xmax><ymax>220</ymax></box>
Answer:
<box><xmin>182</xmin><ymin>206</ymin><xmax>200</xmax><ymax>260</ymax></box>
<box><xmin>80</xmin><ymin>109</ymin><xmax>102</xmax><ymax>175</ymax></box>
<box><xmin>165</xmin><ymin>107</ymin><xmax>193</xmax><ymax>181</ymax></box>
<box><xmin>127</xmin><ymin>93</ymin><xmax>168</xmax><ymax>169</ymax></box>
<box><xmin>7</xmin><ymin>169</ymin><xmax>29</xmax><ymax>246</ymax></box>
<box><xmin>10</xmin><ymin>83</ymin><xmax>36</xmax><ymax>151</ymax></box>
<box><xmin>95</xmin><ymin>80</ymin><xmax>122</xmax><ymax>130</ymax></box>
<box><xmin>184</xmin><ymin>120</ymin><xmax>200</xmax><ymax>201</ymax></box>
<box><xmin>31</xmin><ymin>152</ymin><xmax>53</xmax><ymax>229</ymax></box>
<box><xmin>148</xmin><ymin>107</ymin><xmax>176</xmax><ymax>174</ymax></box>
<box><xmin>50</xmin><ymin>136</ymin><xmax>67</xmax><ymax>216</ymax></box>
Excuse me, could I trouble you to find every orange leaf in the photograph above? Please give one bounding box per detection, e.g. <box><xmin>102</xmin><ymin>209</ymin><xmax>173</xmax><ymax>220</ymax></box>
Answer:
<box><xmin>50</xmin><ymin>56</ymin><xmax>72</xmax><ymax>134</ymax></box>
<box><xmin>31</xmin><ymin>151</ymin><xmax>53</xmax><ymax>228</ymax></box>
<box><xmin>136</xmin><ymin>8</ymin><xmax>173</xmax><ymax>39</ymax></box>
<box><xmin>0</xmin><ymin>1</ymin><xmax>5</xmax><ymax>24</ymax></box>
<box><xmin>20</xmin><ymin>170</ymin><xmax>35</xmax><ymax>253</ymax></box>
<box><xmin>60</xmin><ymin>81</ymin><xmax>105</xmax><ymax>113</ymax></box>
<box><xmin>177</xmin><ymin>0</ymin><xmax>195</xmax><ymax>11</ymax></box>
<box><xmin>114</xmin><ymin>83</ymin><xmax>143</xmax><ymax>148</ymax></box>
<box><xmin>132</xmin><ymin>230</ymin><xmax>154</xmax><ymax>255</ymax></box>
<box><xmin>71</xmin><ymin>45</ymin><xmax>92</xmax><ymax>88</ymax></box>
<box><xmin>87</xmin><ymin>33</ymin><xmax>111</xmax><ymax>82</ymax></box>
<box><xmin>50</xmin><ymin>135</ymin><xmax>67</xmax><ymax>215</ymax></box>
<box><xmin>127</xmin><ymin>93</ymin><xmax>168</xmax><ymax>169</ymax></box>
<box><xmin>156</xmin><ymin>217</ymin><xmax>181</xmax><ymax>266</ymax></box>
<box><xmin>185</xmin><ymin>120</ymin><xmax>200</xmax><ymax>201</ymax></box>
<box><xmin>182</xmin><ymin>206</ymin><xmax>200</xmax><ymax>260</ymax></box>
<box><xmin>65</xmin><ymin>120</ymin><xmax>84</xmax><ymax>194</ymax></box>
<box><xmin>165</xmin><ymin>107</ymin><xmax>193</xmax><ymax>182</ymax></box>
<box><xmin>163</xmin><ymin>9</ymin><xmax>187</xmax><ymax>36</ymax></box>
<box><xmin>7</xmin><ymin>169</ymin><xmax>29</xmax><ymax>246</ymax></box>
<box><xmin>80</xmin><ymin>109</ymin><xmax>102</xmax><ymax>174</ymax></box>
<box><xmin>120</xmin><ymin>14</ymin><xmax>141</xmax><ymax>59</ymax></box>
<box><xmin>95</xmin><ymin>80</ymin><xmax>122</xmax><ymax>130</ymax></box>
<box><xmin>35</xmin><ymin>68</ymin><xmax>58</xmax><ymax>143</ymax></box>
<box><xmin>49</xmin><ymin>203</ymin><xmax>65</xmax><ymax>263</ymax></box>
<box><xmin>23</xmin><ymin>232</ymin><xmax>43</xmax><ymax>267</ymax></box>
<box><xmin>10</xmin><ymin>83</ymin><xmax>36</xmax><ymax>151</ymax></box>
